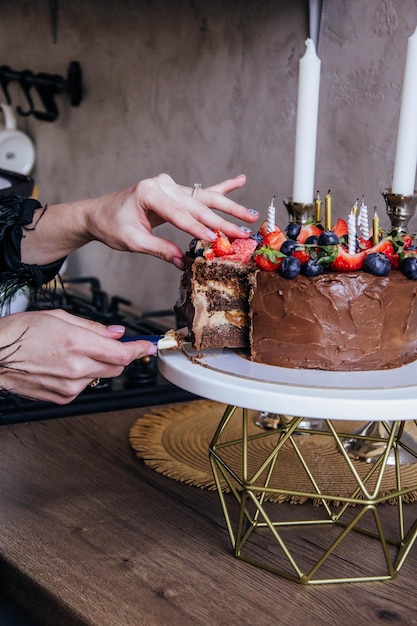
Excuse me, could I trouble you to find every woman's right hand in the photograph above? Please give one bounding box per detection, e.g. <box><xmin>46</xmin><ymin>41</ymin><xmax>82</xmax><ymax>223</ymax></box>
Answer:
<box><xmin>0</xmin><ymin>309</ymin><xmax>156</xmax><ymax>404</ymax></box>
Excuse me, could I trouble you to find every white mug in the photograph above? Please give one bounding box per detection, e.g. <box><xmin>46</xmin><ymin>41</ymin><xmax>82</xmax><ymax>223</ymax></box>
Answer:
<box><xmin>0</xmin><ymin>103</ymin><xmax>35</xmax><ymax>175</ymax></box>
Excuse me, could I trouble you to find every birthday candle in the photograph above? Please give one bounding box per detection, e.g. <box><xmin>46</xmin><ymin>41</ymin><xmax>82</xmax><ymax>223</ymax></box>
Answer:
<box><xmin>315</xmin><ymin>190</ymin><xmax>322</xmax><ymax>222</ymax></box>
<box><xmin>359</xmin><ymin>196</ymin><xmax>370</xmax><ymax>240</ymax></box>
<box><xmin>267</xmin><ymin>196</ymin><xmax>276</xmax><ymax>233</ymax></box>
<box><xmin>348</xmin><ymin>204</ymin><xmax>357</xmax><ymax>255</ymax></box>
<box><xmin>372</xmin><ymin>209</ymin><xmax>380</xmax><ymax>246</ymax></box>
<box><xmin>324</xmin><ymin>190</ymin><xmax>332</xmax><ymax>230</ymax></box>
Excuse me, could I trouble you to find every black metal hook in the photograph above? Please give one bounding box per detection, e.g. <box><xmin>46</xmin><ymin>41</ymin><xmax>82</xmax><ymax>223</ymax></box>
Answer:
<box><xmin>0</xmin><ymin>61</ymin><xmax>82</xmax><ymax>122</ymax></box>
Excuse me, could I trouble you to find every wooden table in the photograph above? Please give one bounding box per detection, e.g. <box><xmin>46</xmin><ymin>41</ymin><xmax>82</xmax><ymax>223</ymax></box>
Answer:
<box><xmin>1</xmin><ymin>406</ymin><xmax>417</xmax><ymax>625</ymax></box>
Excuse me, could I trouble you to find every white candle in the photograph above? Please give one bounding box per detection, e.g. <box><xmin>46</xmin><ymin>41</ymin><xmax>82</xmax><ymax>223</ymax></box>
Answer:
<box><xmin>267</xmin><ymin>196</ymin><xmax>276</xmax><ymax>233</ymax></box>
<box><xmin>348</xmin><ymin>207</ymin><xmax>357</xmax><ymax>255</ymax></box>
<box><xmin>292</xmin><ymin>38</ymin><xmax>321</xmax><ymax>204</ymax></box>
<box><xmin>392</xmin><ymin>26</ymin><xmax>417</xmax><ymax>196</ymax></box>
<box><xmin>358</xmin><ymin>196</ymin><xmax>369</xmax><ymax>239</ymax></box>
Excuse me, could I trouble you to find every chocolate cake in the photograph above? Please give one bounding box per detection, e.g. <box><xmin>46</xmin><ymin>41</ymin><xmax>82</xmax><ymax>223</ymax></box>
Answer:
<box><xmin>249</xmin><ymin>270</ymin><xmax>417</xmax><ymax>371</ymax></box>
<box><xmin>175</xmin><ymin>221</ymin><xmax>417</xmax><ymax>371</ymax></box>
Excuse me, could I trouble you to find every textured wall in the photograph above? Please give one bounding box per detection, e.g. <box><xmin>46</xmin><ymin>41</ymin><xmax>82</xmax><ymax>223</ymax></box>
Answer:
<box><xmin>0</xmin><ymin>0</ymin><xmax>417</xmax><ymax>310</ymax></box>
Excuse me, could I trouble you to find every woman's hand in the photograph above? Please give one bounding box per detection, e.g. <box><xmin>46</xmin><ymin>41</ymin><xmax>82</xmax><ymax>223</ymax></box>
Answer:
<box><xmin>0</xmin><ymin>309</ymin><xmax>156</xmax><ymax>404</ymax></box>
<box><xmin>21</xmin><ymin>173</ymin><xmax>259</xmax><ymax>268</ymax></box>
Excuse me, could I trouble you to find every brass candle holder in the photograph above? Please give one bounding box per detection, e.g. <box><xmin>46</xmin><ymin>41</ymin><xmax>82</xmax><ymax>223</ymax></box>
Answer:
<box><xmin>283</xmin><ymin>198</ymin><xmax>315</xmax><ymax>225</ymax></box>
<box><xmin>381</xmin><ymin>188</ymin><xmax>417</xmax><ymax>230</ymax></box>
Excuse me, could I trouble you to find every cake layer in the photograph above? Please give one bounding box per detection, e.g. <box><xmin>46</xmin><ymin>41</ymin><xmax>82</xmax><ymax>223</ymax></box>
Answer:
<box><xmin>175</xmin><ymin>255</ymin><xmax>255</xmax><ymax>350</ymax></box>
<box><xmin>249</xmin><ymin>270</ymin><xmax>417</xmax><ymax>371</ymax></box>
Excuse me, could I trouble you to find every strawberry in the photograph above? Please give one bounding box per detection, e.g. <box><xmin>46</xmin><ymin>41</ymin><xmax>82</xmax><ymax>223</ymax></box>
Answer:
<box><xmin>226</xmin><ymin>237</ymin><xmax>258</xmax><ymax>263</ymax></box>
<box><xmin>297</xmin><ymin>224</ymin><xmax>322</xmax><ymax>243</ymax></box>
<box><xmin>390</xmin><ymin>253</ymin><xmax>401</xmax><ymax>270</ymax></box>
<box><xmin>254</xmin><ymin>255</ymin><xmax>281</xmax><ymax>271</ymax></box>
<box><xmin>331</xmin><ymin>218</ymin><xmax>349</xmax><ymax>239</ymax></box>
<box><xmin>293</xmin><ymin>246</ymin><xmax>311</xmax><ymax>265</ymax></box>
<box><xmin>402</xmin><ymin>234</ymin><xmax>414</xmax><ymax>249</ymax></box>
<box><xmin>358</xmin><ymin>236</ymin><xmax>373</xmax><ymax>250</ymax></box>
<box><xmin>211</xmin><ymin>231</ymin><xmax>233</xmax><ymax>257</ymax></box>
<box><xmin>263</xmin><ymin>230</ymin><xmax>287</xmax><ymax>250</ymax></box>
<box><xmin>254</xmin><ymin>245</ymin><xmax>285</xmax><ymax>271</ymax></box>
<box><xmin>365</xmin><ymin>239</ymin><xmax>395</xmax><ymax>262</ymax></box>
<box><xmin>329</xmin><ymin>245</ymin><xmax>365</xmax><ymax>272</ymax></box>
<box><xmin>258</xmin><ymin>220</ymin><xmax>280</xmax><ymax>237</ymax></box>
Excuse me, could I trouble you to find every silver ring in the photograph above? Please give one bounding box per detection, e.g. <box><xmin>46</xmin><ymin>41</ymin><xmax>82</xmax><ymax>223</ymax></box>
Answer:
<box><xmin>88</xmin><ymin>377</ymin><xmax>101</xmax><ymax>388</ymax></box>
<box><xmin>192</xmin><ymin>183</ymin><xmax>202</xmax><ymax>198</ymax></box>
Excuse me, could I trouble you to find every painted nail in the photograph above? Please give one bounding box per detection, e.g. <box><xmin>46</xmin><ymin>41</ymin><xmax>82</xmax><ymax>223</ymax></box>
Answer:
<box><xmin>205</xmin><ymin>229</ymin><xmax>217</xmax><ymax>241</ymax></box>
<box><xmin>240</xmin><ymin>226</ymin><xmax>252</xmax><ymax>234</ymax></box>
<box><xmin>107</xmin><ymin>324</ymin><xmax>126</xmax><ymax>333</ymax></box>
<box><xmin>248</xmin><ymin>209</ymin><xmax>259</xmax><ymax>216</ymax></box>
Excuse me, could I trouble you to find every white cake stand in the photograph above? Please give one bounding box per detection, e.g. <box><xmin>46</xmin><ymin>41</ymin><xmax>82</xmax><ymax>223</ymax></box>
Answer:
<box><xmin>158</xmin><ymin>344</ymin><xmax>417</xmax><ymax>584</ymax></box>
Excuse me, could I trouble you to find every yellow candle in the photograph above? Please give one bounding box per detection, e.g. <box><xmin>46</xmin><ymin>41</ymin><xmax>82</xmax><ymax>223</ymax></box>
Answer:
<box><xmin>314</xmin><ymin>190</ymin><xmax>322</xmax><ymax>222</ymax></box>
<box><xmin>325</xmin><ymin>190</ymin><xmax>332</xmax><ymax>230</ymax></box>
<box><xmin>372</xmin><ymin>209</ymin><xmax>380</xmax><ymax>245</ymax></box>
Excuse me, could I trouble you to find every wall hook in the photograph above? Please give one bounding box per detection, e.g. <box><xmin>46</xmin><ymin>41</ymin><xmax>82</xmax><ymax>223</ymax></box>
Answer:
<box><xmin>0</xmin><ymin>61</ymin><xmax>82</xmax><ymax>122</ymax></box>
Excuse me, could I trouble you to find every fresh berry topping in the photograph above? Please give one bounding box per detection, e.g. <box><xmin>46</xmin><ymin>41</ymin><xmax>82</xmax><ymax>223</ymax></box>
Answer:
<box><xmin>225</xmin><ymin>237</ymin><xmax>258</xmax><ymax>263</ymax></box>
<box><xmin>305</xmin><ymin>235</ymin><xmax>320</xmax><ymax>245</ymax></box>
<box><xmin>358</xmin><ymin>236</ymin><xmax>373</xmax><ymax>250</ymax></box>
<box><xmin>259</xmin><ymin>220</ymin><xmax>280</xmax><ymax>237</ymax></box>
<box><xmin>285</xmin><ymin>222</ymin><xmax>302</xmax><ymax>240</ymax></box>
<box><xmin>280</xmin><ymin>255</ymin><xmax>301</xmax><ymax>279</ymax></box>
<box><xmin>329</xmin><ymin>245</ymin><xmax>366</xmax><ymax>272</ymax></box>
<box><xmin>301</xmin><ymin>258</ymin><xmax>325</xmax><ymax>277</ymax></box>
<box><xmin>366</xmin><ymin>239</ymin><xmax>395</xmax><ymax>261</ymax></box>
<box><xmin>297</xmin><ymin>223</ymin><xmax>322</xmax><ymax>243</ymax></box>
<box><xmin>189</xmin><ymin>238</ymin><xmax>208</xmax><ymax>257</ymax></box>
<box><xmin>280</xmin><ymin>239</ymin><xmax>298</xmax><ymax>256</ymax></box>
<box><xmin>211</xmin><ymin>231</ymin><xmax>234</xmax><ymax>257</ymax></box>
<box><xmin>318</xmin><ymin>230</ymin><xmax>339</xmax><ymax>246</ymax></box>
<box><xmin>263</xmin><ymin>230</ymin><xmax>287</xmax><ymax>250</ymax></box>
<box><xmin>250</xmin><ymin>232</ymin><xmax>263</xmax><ymax>246</ymax></box>
<box><xmin>401</xmin><ymin>256</ymin><xmax>417</xmax><ymax>280</ymax></box>
<box><xmin>331</xmin><ymin>218</ymin><xmax>349</xmax><ymax>239</ymax></box>
<box><xmin>254</xmin><ymin>246</ymin><xmax>284</xmax><ymax>272</ymax></box>
<box><xmin>362</xmin><ymin>252</ymin><xmax>391</xmax><ymax>276</ymax></box>
<box><xmin>402</xmin><ymin>234</ymin><xmax>414</xmax><ymax>249</ymax></box>
<box><xmin>293</xmin><ymin>246</ymin><xmax>311</xmax><ymax>265</ymax></box>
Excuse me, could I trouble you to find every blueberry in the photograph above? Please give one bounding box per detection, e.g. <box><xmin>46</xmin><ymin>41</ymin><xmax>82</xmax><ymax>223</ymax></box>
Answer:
<box><xmin>362</xmin><ymin>252</ymin><xmax>391</xmax><ymax>276</ymax></box>
<box><xmin>318</xmin><ymin>230</ymin><xmax>339</xmax><ymax>246</ymax></box>
<box><xmin>401</xmin><ymin>256</ymin><xmax>417</xmax><ymax>280</ymax></box>
<box><xmin>285</xmin><ymin>222</ymin><xmax>302</xmax><ymax>240</ymax></box>
<box><xmin>250</xmin><ymin>232</ymin><xmax>263</xmax><ymax>246</ymax></box>
<box><xmin>301</xmin><ymin>258</ymin><xmax>324</xmax><ymax>277</ymax></box>
<box><xmin>189</xmin><ymin>238</ymin><xmax>205</xmax><ymax>257</ymax></box>
<box><xmin>280</xmin><ymin>239</ymin><xmax>298</xmax><ymax>255</ymax></box>
<box><xmin>305</xmin><ymin>235</ymin><xmax>320</xmax><ymax>245</ymax></box>
<box><xmin>280</xmin><ymin>255</ymin><xmax>301</xmax><ymax>279</ymax></box>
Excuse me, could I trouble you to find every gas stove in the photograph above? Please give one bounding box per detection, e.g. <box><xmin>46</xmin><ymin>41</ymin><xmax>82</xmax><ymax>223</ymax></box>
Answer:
<box><xmin>0</xmin><ymin>277</ymin><xmax>197</xmax><ymax>424</ymax></box>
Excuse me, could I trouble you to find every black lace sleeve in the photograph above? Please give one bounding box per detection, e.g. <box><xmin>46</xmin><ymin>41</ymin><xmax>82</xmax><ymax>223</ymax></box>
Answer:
<box><xmin>0</xmin><ymin>194</ymin><xmax>66</xmax><ymax>301</ymax></box>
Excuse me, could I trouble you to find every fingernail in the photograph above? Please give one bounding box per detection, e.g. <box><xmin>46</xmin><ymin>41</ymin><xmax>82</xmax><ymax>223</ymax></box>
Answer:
<box><xmin>173</xmin><ymin>256</ymin><xmax>185</xmax><ymax>270</ymax></box>
<box><xmin>240</xmin><ymin>226</ymin><xmax>252</xmax><ymax>234</ymax></box>
<box><xmin>205</xmin><ymin>229</ymin><xmax>217</xmax><ymax>241</ymax></box>
<box><xmin>248</xmin><ymin>209</ymin><xmax>259</xmax><ymax>216</ymax></box>
<box><xmin>147</xmin><ymin>344</ymin><xmax>157</xmax><ymax>356</ymax></box>
<box><xmin>107</xmin><ymin>325</ymin><xmax>126</xmax><ymax>334</ymax></box>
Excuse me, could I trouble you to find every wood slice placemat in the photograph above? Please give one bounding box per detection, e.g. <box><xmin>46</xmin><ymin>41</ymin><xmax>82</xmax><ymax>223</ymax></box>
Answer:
<box><xmin>129</xmin><ymin>400</ymin><xmax>417</xmax><ymax>504</ymax></box>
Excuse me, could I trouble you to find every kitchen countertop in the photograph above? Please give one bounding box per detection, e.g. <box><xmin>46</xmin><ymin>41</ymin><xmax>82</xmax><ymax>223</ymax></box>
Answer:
<box><xmin>1</xmin><ymin>405</ymin><xmax>417</xmax><ymax>625</ymax></box>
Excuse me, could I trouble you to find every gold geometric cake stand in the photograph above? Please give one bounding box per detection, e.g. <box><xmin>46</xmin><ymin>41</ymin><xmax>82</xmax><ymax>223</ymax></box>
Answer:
<box><xmin>209</xmin><ymin>407</ymin><xmax>417</xmax><ymax>584</ymax></box>
<box><xmin>158</xmin><ymin>345</ymin><xmax>417</xmax><ymax>585</ymax></box>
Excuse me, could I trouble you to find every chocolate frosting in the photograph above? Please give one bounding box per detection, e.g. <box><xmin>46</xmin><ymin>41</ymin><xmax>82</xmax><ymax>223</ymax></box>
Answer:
<box><xmin>249</xmin><ymin>271</ymin><xmax>417</xmax><ymax>371</ymax></box>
